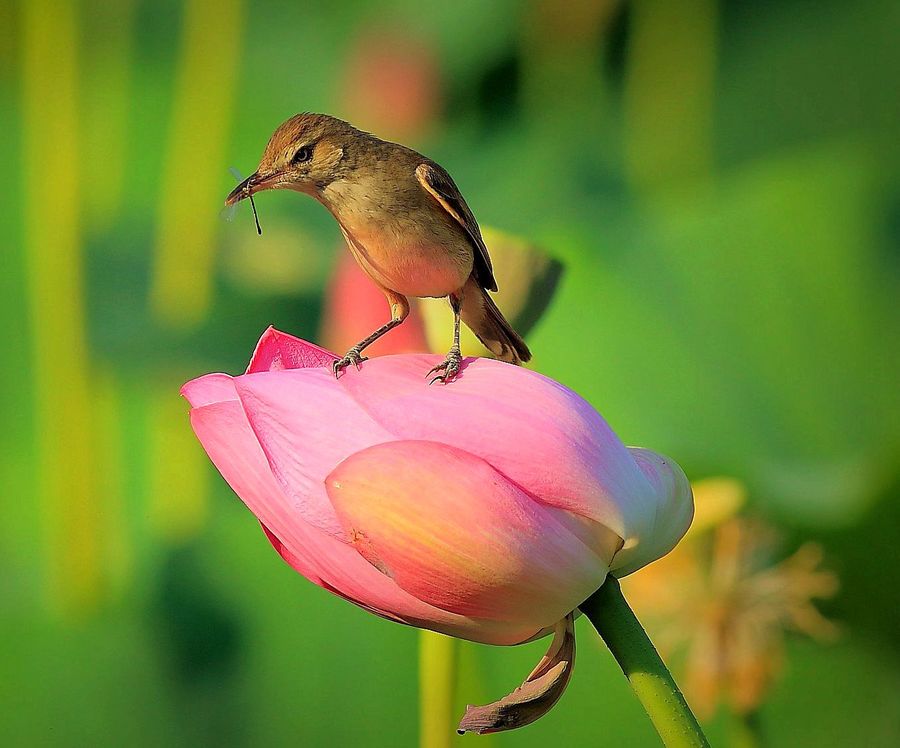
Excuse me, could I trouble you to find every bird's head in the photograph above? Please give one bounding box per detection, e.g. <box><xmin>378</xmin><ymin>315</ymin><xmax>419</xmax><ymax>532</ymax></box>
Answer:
<box><xmin>225</xmin><ymin>113</ymin><xmax>360</xmax><ymax>206</ymax></box>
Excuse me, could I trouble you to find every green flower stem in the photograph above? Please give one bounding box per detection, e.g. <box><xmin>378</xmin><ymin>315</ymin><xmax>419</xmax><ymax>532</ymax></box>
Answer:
<box><xmin>418</xmin><ymin>630</ymin><xmax>458</xmax><ymax>748</ymax></box>
<box><xmin>580</xmin><ymin>577</ymin><xmax>710</xmax><ymax>748</ymax></box>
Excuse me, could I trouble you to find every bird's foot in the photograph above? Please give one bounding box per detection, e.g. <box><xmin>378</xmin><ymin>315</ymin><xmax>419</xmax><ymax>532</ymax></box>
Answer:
<box><xmin>333</xmin><ymin>347</ymin><xmax>368</xmax><ymax>378</ymax></box>
<box><xmin>427</xmin><ymin>347</ymin><xmax>462</xmax><ymax>385</ymax></box>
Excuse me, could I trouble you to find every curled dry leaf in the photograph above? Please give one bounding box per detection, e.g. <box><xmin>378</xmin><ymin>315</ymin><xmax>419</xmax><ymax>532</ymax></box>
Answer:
<box><xmin>458</xmin><ymin>613</ymin><xmax>576</xmax><ymax>734</ymax></box>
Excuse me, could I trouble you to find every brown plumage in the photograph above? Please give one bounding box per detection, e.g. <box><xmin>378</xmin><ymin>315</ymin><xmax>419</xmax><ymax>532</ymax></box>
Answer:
<box><xmin>225</xmin><ymin>113</ymin><xmax>530</xmax><ymax>381</ymax></box>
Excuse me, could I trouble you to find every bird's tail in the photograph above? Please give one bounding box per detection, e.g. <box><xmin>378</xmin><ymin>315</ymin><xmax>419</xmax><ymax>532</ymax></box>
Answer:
<box><xmin>460</xmin><ymin>276</ymin><xmax>531</xmax><ymax>365</ymax></box>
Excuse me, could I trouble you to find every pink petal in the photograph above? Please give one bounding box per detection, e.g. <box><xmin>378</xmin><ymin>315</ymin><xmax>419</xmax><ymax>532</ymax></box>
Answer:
<box><xmin>188</xmin><ymin>394</ymin><xmax>534</xmax><ymax>644</ymax></box>
<box><xmin>258</xmin><ymin>521</ymin><xmax>403</xmax><ymax>624</ymax></box>
<box><xmin>181</xmin><ymin>372</ymin><xmax>239</xmax><ymax>408</ymax></box>
<box><xmin>189</xmin><ymin>399</ymin><xmax>327</xmax><ymax>584</ymax></box>
<box><xmin>246</xmin><ymin>326</ymin><xmax>337</xmax><ymax>374</ymax></box>
<box><xmin>325</xmin><ymin>440</ymin><xmax>611</xmax><ymax>629</ymax></box>
<box><xmin>610</xmin><ymin>448</ymin><xmax>694</xmax><ymax>576</ymax></box>
<box><xmin>337</xmin><ymin>355</ymin><xmax>658</xmax><ymax>548</ymax></box>
<box><xmin>232</xmin><ymin>368</ymin><xmax>396</xmax><ymax>537</ymax></box>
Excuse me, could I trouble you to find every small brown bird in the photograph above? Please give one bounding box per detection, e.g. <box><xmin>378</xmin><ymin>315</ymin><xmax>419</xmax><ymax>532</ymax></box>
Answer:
<box><xmin>225</xmin><ymin>113</ymin><xmax>530</xmax><ymax>382</ymax></box>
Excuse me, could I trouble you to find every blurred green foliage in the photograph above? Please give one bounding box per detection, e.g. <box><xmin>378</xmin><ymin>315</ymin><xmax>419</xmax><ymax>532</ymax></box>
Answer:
<box><xmin>1</xmin><ymin>0</ymin><xmax>898</xmax><ymax>745</ymax></box>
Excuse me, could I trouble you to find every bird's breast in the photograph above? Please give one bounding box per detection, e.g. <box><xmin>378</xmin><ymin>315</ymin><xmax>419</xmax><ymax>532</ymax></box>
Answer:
<box><xmin>341</xmin><ymin>224</ymin><xmax>472</xmax><ymax>298</ymax></box>
<box><xmin>322</xmin><ymin>174</ymin><xmax>474</xmax><ymax>297</ymax></box>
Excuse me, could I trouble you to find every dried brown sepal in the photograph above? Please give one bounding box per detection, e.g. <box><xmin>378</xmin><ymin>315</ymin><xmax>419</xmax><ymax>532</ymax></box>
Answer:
<box><xmin>457</xmin><ymin>612</ymin><xmax>576</xmax><ymax>735</ymax></box>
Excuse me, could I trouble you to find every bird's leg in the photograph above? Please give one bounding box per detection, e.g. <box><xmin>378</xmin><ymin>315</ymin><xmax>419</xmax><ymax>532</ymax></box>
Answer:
<box><xmin>428</xmin><ymin>293</ymin><xmax>463</xmax><ymax>385</ymax></box>
<box><xmin>333</xmin><ymin>290</ymin><xmax>409</xmax><ymax>377</ymax></box>
<box><xmin>332</xmin><ymin>319</ymin><xmax>399</xmax><ymax>373</ymax></box>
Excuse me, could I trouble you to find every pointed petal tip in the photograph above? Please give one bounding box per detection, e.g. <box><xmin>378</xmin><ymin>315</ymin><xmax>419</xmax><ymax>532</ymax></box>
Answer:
<box><xmin>181</xmin><ymin>372</ymin><xmax>237</xmax><ymax>408</ymax></box>
<box><xmin>246</xmin><ymin>327</ymin><xmax>338</xmax><ymax>373</ymax></box>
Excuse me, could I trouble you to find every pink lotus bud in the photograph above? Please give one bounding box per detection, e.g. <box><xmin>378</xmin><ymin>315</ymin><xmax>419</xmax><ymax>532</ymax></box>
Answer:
<box><xmin>182</xmin><ymin>327</ymin><xmax>693</xmax><ymax>648</ymax></box>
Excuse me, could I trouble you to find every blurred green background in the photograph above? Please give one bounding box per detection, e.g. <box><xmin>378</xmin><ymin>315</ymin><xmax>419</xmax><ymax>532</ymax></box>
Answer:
<box><xmin>2</xmin><ymin>0</ymin><xmax>899</xmax><ymax>745</ymax></box>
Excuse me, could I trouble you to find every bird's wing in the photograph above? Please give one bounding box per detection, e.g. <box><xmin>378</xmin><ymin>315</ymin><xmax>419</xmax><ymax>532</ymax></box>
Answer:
<box><xmin>415</xmin><ymin>162</ymin><xmax>498</xmax><ymax>292</ymax></box>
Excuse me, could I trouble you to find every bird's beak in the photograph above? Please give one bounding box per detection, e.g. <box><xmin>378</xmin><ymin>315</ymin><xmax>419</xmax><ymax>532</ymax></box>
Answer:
<box><xmin>225</xmin><ymin>172</ymin><xmax>257</xmax><ymax>207</ymax></box>
<box><xmin>224</xmin><ymin>170</ymin><xmax>279</xmax><ymax>207</ymax></box>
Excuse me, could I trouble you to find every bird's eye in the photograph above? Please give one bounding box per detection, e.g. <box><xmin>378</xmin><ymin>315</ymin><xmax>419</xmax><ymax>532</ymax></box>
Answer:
<box><xmin>292</xmin><ymin>146</ymin><xmax>313</xmax><ymax>165</ymax></box>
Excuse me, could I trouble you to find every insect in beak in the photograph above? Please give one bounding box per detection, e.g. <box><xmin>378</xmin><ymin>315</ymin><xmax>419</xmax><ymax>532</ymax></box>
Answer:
<box><xmin>223</xmin><ymin>167</ymin><xmax>263</xmax><ymax>235</ymax></box>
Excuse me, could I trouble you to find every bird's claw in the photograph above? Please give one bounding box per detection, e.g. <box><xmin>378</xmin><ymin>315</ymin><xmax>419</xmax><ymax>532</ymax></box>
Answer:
<box><xmin>333</xmin><ymin>348</ymin><xmax>368</xmax><ymax>378</ymax></box>
<box><xmin>427</xmin><ymin>348</ymin><xmax>462</xmax><ymax>385</ymax></box>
